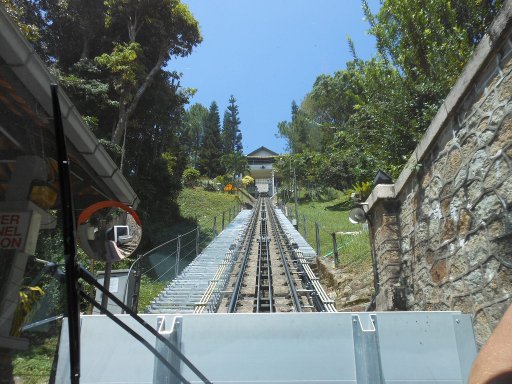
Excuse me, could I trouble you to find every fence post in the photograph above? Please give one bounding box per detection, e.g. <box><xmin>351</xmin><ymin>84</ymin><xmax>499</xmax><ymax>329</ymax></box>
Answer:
<box><xmin>302</xmin><ymin>214</ymin><xmax>307</xmax><ymax>238</ymax></box>
<box><xmin>131</xmin><ymin>256</ymin><xmax>142</xmax><ymax>313</ymax></box>
<box><xmin>196</xmin><ymin>226</ymin><xmax>200</xmax><ymax>257</ymax></box>
<box><xmin>101</xmin><ymin>262</ymin><xmax>112</xmax><ymax>313</ymax></box>
<box><xmin>213</xmin><ymin>216</ymin><xmax>217</xmax><ymax>236</ymax></box>
<box><xmin>315</xmin><ymin>222</ymin><xmax>320</xmax><ymax>256</ymax></box>
<box><xmin>228</xmin><ymin>207</ymin><xmax>232</xmax><ymax>222</ymax></box>
<box><xmin>176</xmin><ymin>235</ymin><xmax>181</xmax><ymax>277</ymax></box>
<box><xmin>331</xmin><ymin>232</ymin><xmax>339</xmax><ymax>266</ymax></box>
<box><xmin>222</xmin><ymin>211</ymin><xmax>225</xmax><ymax>230</ymax></box>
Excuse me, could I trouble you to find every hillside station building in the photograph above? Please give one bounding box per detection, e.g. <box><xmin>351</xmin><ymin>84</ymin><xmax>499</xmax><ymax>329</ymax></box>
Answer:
<box><xmin>247</xmin><ymin>146</ymin><xmax>279</xmax><ymax>196</ymax></box>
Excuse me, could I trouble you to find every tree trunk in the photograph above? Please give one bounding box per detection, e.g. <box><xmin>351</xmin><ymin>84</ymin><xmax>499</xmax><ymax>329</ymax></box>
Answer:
<box><xmin>111</xmin><ymin>48</ymin><xmax>166</xmax><ymax>146</ymax></box>
<box><xmin>112</xmin><ymin>98</ymin><xmax>129</xmax><ymax>145</ymax></box>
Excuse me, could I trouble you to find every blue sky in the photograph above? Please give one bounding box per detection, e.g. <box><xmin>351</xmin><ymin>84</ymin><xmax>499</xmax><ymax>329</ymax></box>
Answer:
<box><xmin>169</xmin><ymin>1</ymin><xmax>381</xmax><ymax>154</ymax></box>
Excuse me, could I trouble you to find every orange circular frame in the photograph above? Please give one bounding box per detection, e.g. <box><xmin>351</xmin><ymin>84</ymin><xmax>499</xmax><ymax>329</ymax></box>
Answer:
<box><xmin>78</xmin><ymin>200</ymin><xmax>141</xmax><ymax>226</ymax></box>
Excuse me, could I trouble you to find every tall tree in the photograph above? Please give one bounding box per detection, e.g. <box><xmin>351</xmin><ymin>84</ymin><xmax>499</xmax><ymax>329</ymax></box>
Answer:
<box><xmin>0</xmin><ymin>0</ymin><xmax>43</xmax><ymax>43</ymax></box>
<box><xmin>277</xmin><ymin>101</ymin><xmax>321</xmax><ymax>154</ymax></box>
<box><xmin>97</xmin><ymin>0</ymin><xmax>202</xmax><ymax>145</ymax></box>
<box><xmin>182</xmin><ymin>103</ymin><xmax>209</xmax><ymax>168</ymax></box>
<box><xmin>362</xmin><ymin>0</ymin><xmax>504</xmax><ymax>125</ymax></box>
<box><xmin>221</xmin><ymin>95</ymin><xmax>242</xmax><ymax>154</ymax></box>
<box><xmin>40</xmin><ymin>0</ymin><xmax>108</xmax><ymax>66</ymax></box>
<box><xmin>277</xmin><ymin>0</ymin><xmax>505</xmax><ymax>189</ymax></box>
<box><xmin>221</xmin><ymin>152</ymin><xmax>248</xmax><ymax>180</ymax></box>
<box><xmin>10</xmin><ymin>0</ymin><xmax>204</xmax><ymax>220</ymax></box>
<box><xmin>198</xmin><ymin>102</ymin><xmax>224</xmax><ymax>178</ymax></box>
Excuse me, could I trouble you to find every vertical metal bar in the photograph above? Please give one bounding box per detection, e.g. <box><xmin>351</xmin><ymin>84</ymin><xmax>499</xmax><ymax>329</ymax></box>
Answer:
<box><xmin>213</xmin><ymin>216</ymin><xmax>217</xmax><ymax>236</ymax></box>
<box><xmin>352</xmin><ymin>315</ymin><xmax>384</xmax><ymax>383</ymax></box>
<box><xmin>51</xmin><ymin>84</ymin><xmax>80</xmax><ymax>384</ymax></box>
<box><xmin>175</xmin><ymin>235</ymin><xmax>181</xmax><ymax>277</ymax></box>
<box><xmin>131</xmin><ymin>256</ymin><xmax>142</xmax><ymax>313</ymax></box>
<box><xmin>196</xmin><ymin>226</ymin><xmax>200</xmax><ymax>257</ymax></box>
<box><xmin>222</xmin><ymin>211</ymin><xmax>225</xmax><ymax>230</ymax></box>
<box><xmin>332</xmin><ymin>232</ymin><xmax>339</xmax><ymax>266</ymax></box>
<box><xmin>100</xmin><ymin>262</ymin><xmax>112</xmax><ymax>313</ymax></box>
<box><xmin>302</xmin><ymin>214</ymin><xmax>307</xmax><ymax>238</ymax></box>
<box><xmin>315</xmin><ymin>222</ymin><xmax>321</xmax><ymax>256</ymax></box>
<box><xmin>228</xmin><ymin>208</ymin><xmax>232</xmax><ymax>222</ymax></box>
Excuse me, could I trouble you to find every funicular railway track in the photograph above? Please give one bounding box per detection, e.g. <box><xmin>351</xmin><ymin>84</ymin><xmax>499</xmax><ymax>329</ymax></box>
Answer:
<box><xmin>218</xmin><ymin>196</ymin><xmax>335</xmax><ymax>313</ymax></box>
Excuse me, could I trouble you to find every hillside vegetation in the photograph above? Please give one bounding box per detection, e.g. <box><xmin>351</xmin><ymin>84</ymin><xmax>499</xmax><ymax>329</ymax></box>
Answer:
<box><xmin>178</xmin><ymin>188</ymin><xmax>241</xmax><ymax>229</ymax></box>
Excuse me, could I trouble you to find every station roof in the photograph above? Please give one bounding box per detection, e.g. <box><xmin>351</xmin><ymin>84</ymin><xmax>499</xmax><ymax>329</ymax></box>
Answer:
<box><xmin>247</xmin><ymin>146</ymin><xmax>279</xmax><ymax>158</ymax></box>
<box><xmin>0</xmin><ymin>7</ymin><xmax>139</xmax><ymax>209</ymax></box>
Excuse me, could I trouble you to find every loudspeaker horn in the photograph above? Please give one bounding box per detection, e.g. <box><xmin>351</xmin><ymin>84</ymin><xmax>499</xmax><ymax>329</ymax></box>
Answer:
<box><xmin>349</xmin><ymin>207</ymin><xmax>367</xmax><ymax>224</ymax></box>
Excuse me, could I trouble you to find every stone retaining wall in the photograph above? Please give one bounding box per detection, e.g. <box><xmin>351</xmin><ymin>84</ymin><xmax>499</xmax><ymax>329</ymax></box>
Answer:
<box><xmin>366</xmin><ymin>2</ymin><xmax>512</xmax><ymax>346</ymax></box>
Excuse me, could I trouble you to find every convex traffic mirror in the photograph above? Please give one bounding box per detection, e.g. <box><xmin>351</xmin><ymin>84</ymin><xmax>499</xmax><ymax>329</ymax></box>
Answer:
<box><xmin>77</xmin><ymin>201</ymin><xmax>142</xmax><ymax>262</ymax></box>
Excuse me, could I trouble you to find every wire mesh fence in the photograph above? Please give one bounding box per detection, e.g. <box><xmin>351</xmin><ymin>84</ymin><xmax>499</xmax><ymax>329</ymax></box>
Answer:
<box><xmin>282</xmin><ymin>203</ymin><xmax>372</xmax><ymax>272</ymax></box>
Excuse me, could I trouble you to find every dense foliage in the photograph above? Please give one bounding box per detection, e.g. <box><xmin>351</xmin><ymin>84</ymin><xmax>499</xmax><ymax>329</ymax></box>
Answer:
<box><xmin>3</xmin><ymin>0</ymin><xmax>204</xmax><ymax>226</ymax></box>
<box><xmin>5</xmin><ymin>0</ymin><xmax>503</xmax><ymax>220</ymax></box>
<box><xmin>277</xmin><ymin>0</ymin><xmax>504</xmax><ymax>190</ymax></box>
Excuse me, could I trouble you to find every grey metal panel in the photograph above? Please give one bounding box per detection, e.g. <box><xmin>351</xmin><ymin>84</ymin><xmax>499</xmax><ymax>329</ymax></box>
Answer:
<box><xmin>178</xmin><ymin>313</ymin><xmax>357</xmax><ymax>383</ymax></box>
<box><xmin>375</xmin><ymin>312</ymin><xmax>476</xmax><ymax>383</ymax></box>
<box><xmin>55</xmin><ymin>318</ymin><xmax>71</xmax><ymax>384</ymax></box>
<box><xmin>452</xmin><ymin>314</ymin><xmax>478</xmax><ymax>384</ymax></box>
<box><xmin>93</xmin><ymin>269</ymin><xmax>132</xmax><ymax>314</ymax></box>
<box><xmin>56</xmin><ymin>311</ymin><xmax>477</xmax><ymax>384</ymax></box>
<box><xmin>56</xmin><ymin>315</ymin><xmax>156</xmax><ymax>383</ymax></box>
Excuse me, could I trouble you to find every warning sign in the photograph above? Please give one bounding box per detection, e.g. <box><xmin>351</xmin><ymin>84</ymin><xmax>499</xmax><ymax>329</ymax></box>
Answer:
<box><xmin>0</xmin><ymin>212</ymin><xmax>32</xmax><ymax>250</ymax></box>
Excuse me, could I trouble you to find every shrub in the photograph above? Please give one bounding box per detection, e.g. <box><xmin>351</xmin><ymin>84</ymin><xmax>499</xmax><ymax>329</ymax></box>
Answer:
<box><xmin>241</xmin><ymin>175</ymin><xmax>254</xmax><ymax>188</ymax></box>
<box><xmin>343</xmin><ymin>181</ymin><xmax>372</xmax><ymax>205</ymax></box>
<box><xmin>182</xmin><ymin>168</ymin><xmax>200</xmax><ymax>187</ymax></box>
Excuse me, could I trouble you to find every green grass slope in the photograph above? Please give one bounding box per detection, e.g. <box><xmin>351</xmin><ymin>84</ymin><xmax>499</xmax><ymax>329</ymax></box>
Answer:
<box><xmin>178</xmin><ymin>188</ymin><xmax>241</xmax><ymax>229</ymax></box>
<box><xmin>286</xmin><ymin>192</ymin><xmax>372</xmax><ymax>273</ymax></box>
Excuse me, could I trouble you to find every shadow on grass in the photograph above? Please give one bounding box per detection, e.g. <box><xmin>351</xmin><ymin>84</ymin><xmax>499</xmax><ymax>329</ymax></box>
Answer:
<box><xmin>325</xmin><ymin>201</ymin><xmax>352</xmax><ymax>212</ymax></box>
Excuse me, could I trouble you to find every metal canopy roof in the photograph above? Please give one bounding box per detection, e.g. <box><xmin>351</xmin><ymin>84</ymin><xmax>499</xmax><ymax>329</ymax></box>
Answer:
<box><xmin>0</xmin><ymin>7</ymin><xmax>139</xmax><ymax>208</ymax></box>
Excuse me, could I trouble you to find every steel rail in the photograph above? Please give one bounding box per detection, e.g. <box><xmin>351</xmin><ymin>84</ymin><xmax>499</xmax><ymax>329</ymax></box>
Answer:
<box><xmin>270</xmin><ymin>204</ymin><xmax>335</xmax><ymax>312</ymax></box>
<box><xmin>266</xmin><ymin>198</ymin><xmax>303</xmax><ymax>312</ymax></box>
<box><xmin>262</xmin><ymin>201</ymin><xmax>274</xmax><ymax>312</ymax></box>
<box><xmin>255</xmin><ymin>237</ymin><xmax>263</xmax><ymax>311</ymax></box>
<box><xmin>264</xmin><ymin>235</ymin><xmax>274</xmax><ymax>312</ymax></box>
<box><xmin>255</xmin><ymin>200</ymin><xmax>274</xmax><ymax>312</ymax></box>
<box><xmin>227</xmin><ymin>198</ymin><xmax>261</xmax><ymax>313</ymax></box>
